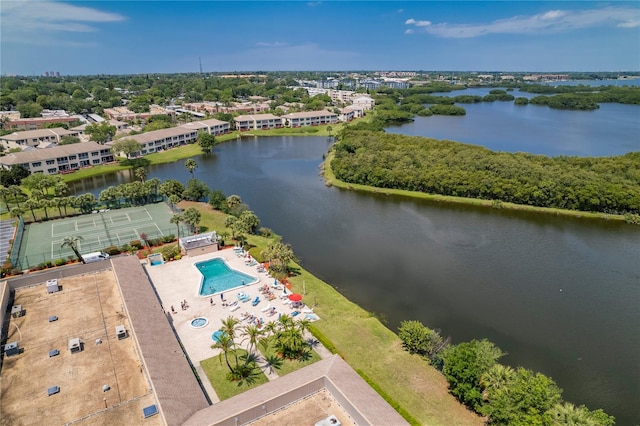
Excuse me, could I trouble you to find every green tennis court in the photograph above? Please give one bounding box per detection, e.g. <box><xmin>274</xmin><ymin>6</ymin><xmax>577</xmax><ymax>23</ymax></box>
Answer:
<box><xmin>17</xmin><ymin>203</ymin><xmax>187</xmax><ymax>268</ymax></box>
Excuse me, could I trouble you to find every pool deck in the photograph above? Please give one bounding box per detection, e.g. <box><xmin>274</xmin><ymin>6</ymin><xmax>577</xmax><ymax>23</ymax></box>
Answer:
<box><xmin>143</xmin><ymin>248</ymin><xmax>320</xmax><ymax>401</ymax></box>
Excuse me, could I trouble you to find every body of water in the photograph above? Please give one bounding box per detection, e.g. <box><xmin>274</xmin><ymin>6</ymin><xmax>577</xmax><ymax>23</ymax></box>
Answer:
<box><xmin>386</xmin><ymin>88</ymin><xmax>640</xmax><ymax>156</ymax></box>
<box><xmin>70</xmin><ymin>135</ymin><xmax>640</xmax><ymax>424</ymax></box>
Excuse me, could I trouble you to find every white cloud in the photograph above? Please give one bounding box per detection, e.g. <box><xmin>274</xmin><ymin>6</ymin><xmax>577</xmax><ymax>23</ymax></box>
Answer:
<box><xmin>404</xmin><ymin>6</ymin><xmax>640</xmax><ymax>38</ymax></box>
<box><xmin>1</xmin><ymin>0</ymin><xmax>125</xmax><ymax>44</ymax></box>
<box><xmin>256</xmin><ymin>41</ymin><xmax>289</xmax><ymax>48</ymax></box>
<box><xmin>307</xmin><ymin>2</ymin><xmax>321</xmax><ymax>7</ymax></box>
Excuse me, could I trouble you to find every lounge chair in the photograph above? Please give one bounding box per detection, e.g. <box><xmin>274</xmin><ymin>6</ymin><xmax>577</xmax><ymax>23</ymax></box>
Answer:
<box><xmin>230</xmin><ymin>304</ymin><xmax>241</xmax><ymax>312</ymax></box>
<box><xmin>291</xmin><ymin>311</ymin><xmax>300</xmax><ymax>317</ymax></box>
<box><xmin>260</xmin><ymin>303</ymin><xmax>271</xmax><ymax>312</ymax></box>
<box><xmin>251</xmin><ymin>296</ymin><xmax>260</xmax><ymax>306</ymax></box>
<box><xmin>237</xmin><ymin>292</ymin><xmax>251</xmax><ymax>302</ymax></box>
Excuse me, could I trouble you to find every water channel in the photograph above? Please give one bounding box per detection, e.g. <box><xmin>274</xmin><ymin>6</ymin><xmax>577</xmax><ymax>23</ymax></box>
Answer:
<box><xmin>70</xmin><ymin>99</ymin><xmax>640</xmax><ymax>423</ymax></box>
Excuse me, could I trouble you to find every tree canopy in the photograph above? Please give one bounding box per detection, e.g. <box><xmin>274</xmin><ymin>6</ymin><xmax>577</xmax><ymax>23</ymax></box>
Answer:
<box><xmin>331</xmin><ymin>130</ymin><xmax>640</xmax><ymax>214</ymax></box>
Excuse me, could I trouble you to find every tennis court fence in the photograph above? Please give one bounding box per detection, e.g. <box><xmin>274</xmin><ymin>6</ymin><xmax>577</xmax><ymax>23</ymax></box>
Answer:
<box><xmin>9</xmin><ymin>217</ymin><xmax>24</xmax><ymax>269</ymax></box>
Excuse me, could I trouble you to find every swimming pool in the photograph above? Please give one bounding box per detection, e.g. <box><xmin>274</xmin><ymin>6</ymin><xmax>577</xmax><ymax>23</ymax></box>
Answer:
<box><xmin>196</xmin><ymin>258</ymin><xmax>258</xmax><ymax>296</ymax></box>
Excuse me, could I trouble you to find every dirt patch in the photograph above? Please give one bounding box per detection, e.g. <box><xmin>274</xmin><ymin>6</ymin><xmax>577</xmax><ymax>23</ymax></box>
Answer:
<box><xmin>0</xmin><ymin>271</ymin><xmax>157</xmax><ymax>425</ymax></box>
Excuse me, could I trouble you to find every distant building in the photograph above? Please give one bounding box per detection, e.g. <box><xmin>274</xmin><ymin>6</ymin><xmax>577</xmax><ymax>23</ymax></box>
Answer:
<box><xmin>0</xmin><ymin>142</ymin><xmax>115</xmax><ymax>175</ymax></box>
<box><xmin>109</xmin><ymin>118</ymin><xmax>230</xmax><ymax>156</ymax></box>
<box><xmin>351</xmin><ymin>95</ymin><xmax>375</xmax><ymax>110</ymax></box>
<box><xmin>234</xmin><ymin>114</ymin><xmax>283</xmax><ymax>131</ymax></box>
<box><xmin>282</xmin><ymin>110</ymin><xmax>338</xmax><ymax>128</ymax></box>
<box><xmin>180</xmin><ymin>118</ymin><xmax>230</xmax><ymax>136</ymax></box>
<box><xmin>6</xmin><ymin>115</ymin><xmax>80</xmax><ymax>131</ymax></box>
<box><xmin>0</xmin><ymin>128</ymin><xmax>80</xmax><ymax>149</ymax></box>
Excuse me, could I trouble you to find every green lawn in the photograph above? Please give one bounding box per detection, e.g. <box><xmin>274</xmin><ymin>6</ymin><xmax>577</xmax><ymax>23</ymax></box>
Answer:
<box><xmin>200</xmin><ymin>349</ymin><xmax>269</xmax><ymax>400</ymax></box>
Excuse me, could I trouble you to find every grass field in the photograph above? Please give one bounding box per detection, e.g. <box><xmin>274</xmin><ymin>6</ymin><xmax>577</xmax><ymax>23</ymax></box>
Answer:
<box><xmin>17</xmin><ymin>203</ymin><xmax>184</xmax><ymax>269</ymax></box>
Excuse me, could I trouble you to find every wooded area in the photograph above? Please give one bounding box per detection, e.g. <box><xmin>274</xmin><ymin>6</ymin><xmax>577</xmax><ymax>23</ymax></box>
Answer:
<box><xmin>331</xmin><ymin>130</ymin><xmax>640</xmax><ymax>214</ymax></box>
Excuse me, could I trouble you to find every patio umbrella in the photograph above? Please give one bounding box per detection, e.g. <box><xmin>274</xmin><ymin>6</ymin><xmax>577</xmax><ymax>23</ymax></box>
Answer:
<box><xmin>288</xmin><ymin>293</ymin><xmax>302</xmax><ymax>302</ymax></box>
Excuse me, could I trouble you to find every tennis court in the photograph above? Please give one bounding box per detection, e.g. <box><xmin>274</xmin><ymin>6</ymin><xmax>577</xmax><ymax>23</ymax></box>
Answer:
<box><xmin>16</xmin><ymin>203</ymin><xmax>187</xmax><ymax>268</ymax></box>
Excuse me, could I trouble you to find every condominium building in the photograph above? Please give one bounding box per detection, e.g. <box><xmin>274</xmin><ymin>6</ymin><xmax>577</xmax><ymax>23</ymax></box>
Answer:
<box><xmin>234</xmin><ymin>114</ymin><xmax>283</xmax><ymax>131</ymax></box>
<box><xmin>6</xmin><ymin>116</ymin><xmax>81</xmax><ymax>131</ymax></box>
<box><xmin>0</xmin><ymin>128</ymin><xmax>81</xmax><ymax>149</ymax></box>
<box><xmin>116</xmin><ymin>127</ymin><xmax>199</xmax><ymax>156</ymax></box>
<box><xmin>351</xmin><ymin>96</ymin><xmax>375</xmax><ymax>110</ymax></box>
<box><xmin>111</xmin><ymin>118</ymin><xmax>230</xmax><ymax>156</ymax></box>
<box><xmin>0</xmin><ymin>142</ymin><xmax>115</xmax><ymax>175</ymax></box>
<box><xmin>282</xmin><ymin>110</ymin><xmax>338</xmax><ymax>127</ymax></box>
<box><xmin>180</xmin><ymin>118</ymin><xmax>230</xmax><ymax>136</ymax></box>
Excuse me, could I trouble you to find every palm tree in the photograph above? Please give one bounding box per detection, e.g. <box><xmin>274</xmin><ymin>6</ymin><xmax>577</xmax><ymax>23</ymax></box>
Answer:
<box><xmin>170</xmin><ymin>214</ymin><xmax>183</xmax><ymax>239</ymax></box>
<box><xmin>241</xmin><ymin>324</ymin><xmax>263</xmax><ymax>356</ymax></box>
<box><xmin>167</xmin><ymin>194</ymin><xmax>181</xmax><ymax>213</ymax></box>
<box><xmin>23</xmin><ymin>198</ymin><xmax>39</xmax><ymax>222</ymax></box>
<box><xmin>480</xmin><ymin>364</ymin><xmax>516</xmax><ymax>400</ymax></box>
<box><xmin>9</xmin><ymin>206</ymin><xmax>24</xmax><ymax>220</ymax></box>
<box><xmin>9</xmin><ymin>185</ymin><xmax>25</xmax><ymax>209</ymax></box>
<box><xmin>183</xmin><ymin>207</ymin><xmax>201</xmax><ymax>234</ymax></box>
<box><xmin>0</xmin><ymin>185</ymin><xmax>10</xmax><ymax>211</ymax></box>
<box><xmin>185</xmin><ymin>159</ymin><xmax>198</xmax><ymax>178</ymax></box>
<box><xmin>61</xmin><ymin>235</ymin><xmax>85</xmax><ymax>263</ymax></box>
<box><xmin>135</xmin><ymin>167</ymin><xmax>147</xmax><ymax>182</ymax></box>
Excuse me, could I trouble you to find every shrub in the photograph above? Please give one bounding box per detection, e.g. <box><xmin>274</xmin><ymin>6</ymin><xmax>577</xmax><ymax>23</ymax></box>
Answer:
<box><xmin>129</xmin><ymin>240</ymin><xmax>142</xmax><ymax>249</ymax></box>
<box><xmin>148</xmin><ymin>237</ymin><xmax>162</xmax><ymax>247</ymax></box>
<box><xmin>160</xmin><ymin>244</ymin><xmax>180</xmax><ymax>261</ymax></box>
<box><xmin>54</xmin><ymin>258</ymin><xmax>67</xmax><ymax>267</ymax></box>
<box><xmin>104</xmin><ymin>246</ymin><xmax>120</xmax><ymax>256</ymax></box>
<box><xmin>10</xmin><ymin>268</ymin><xmax>23</xmax><ymax>276</ymax></box>
<box><xmin>37</xmin><ymin>263</ymin><xmax>47</xmax><ymax>270</ymax></box>
<box><xmin>120</xmin><ymin>244</ymin><xmax>132</xmax><ymax>253</ymax></box>
<box><xmin>161</xmin><ymin>234</ymin><xmax>176</xmax><ymax>243</ymax></box>
<box><xmin>1</xmin><ymin>261</ymin><xmax>12</xmax><ymax>274</ymax></box>
<box><xmin>46</xmin><ymin>260</ymin><xmax>53</xmax><ymax>268</ymax></box>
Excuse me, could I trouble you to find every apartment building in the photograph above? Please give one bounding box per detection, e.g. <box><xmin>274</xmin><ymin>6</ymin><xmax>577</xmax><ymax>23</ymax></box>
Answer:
<box><xmin>351</xmin><ymin>96</ymin><xmax>375</xmax><ymax>110</ymax></box>
<box><xmin>111</xmin><ymin>118</ymin><xmax>229</xmax><ymax>156</ymax></box>
<box><xmin>234</xmin><ymin>114</ymin><xmax>283</xmax><ymax>131</ymax></box>
<box><xmin>181</xmin><ymin>118</ymin><xmax>230</xmax><ymax>136</ymax></box>
<box><xmin>0</xmin><ymin>142</ymin><xmax>115</xmax><ymax>175</ymax></box>
<box><xmin>118</xmin><ymin>127</ymin><xmax>199</xmax><ymax>156</ymax></box>
<box><xmin>306</xmin><ymin>88</ymin><xmax>356</xmax><ymax>104</ymax></box>
<box><xmin>6</xmin><ymin>116</ymin><xmax>81</xmax><ymax>131</ymax></box>
<box><xmin>0</xmin><ymin>128</ymin><xmax>81</xmax><ymax>149</ymax></box>
<box><xmin>282</xmin><ymin>110</ymin><xmax>338</xmax><ymax>127</ymax></box>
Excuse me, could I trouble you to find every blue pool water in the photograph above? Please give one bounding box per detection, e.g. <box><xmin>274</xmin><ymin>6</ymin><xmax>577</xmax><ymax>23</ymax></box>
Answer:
<box><xmin>190</xmin><ymin>317</ymin><xmax>208</xmax><ymax>328</ymax></box>
<box><xmin>196</xmin><ymin>258</ymin><xmax>258</xmax><ymax>296</ymax></box>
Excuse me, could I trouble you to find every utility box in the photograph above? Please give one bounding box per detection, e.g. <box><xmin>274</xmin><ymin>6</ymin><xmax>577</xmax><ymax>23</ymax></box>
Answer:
<box><xmin>3</xmin><ymin>342</ymin><xmax>19</xmax><ymax>356</ymax></box>
<box><xmin>115</xmin><ymin>325</ymin><xmax>127</xmax><ymax>340</ymax></box>
<box><xmin>11</xmin><ymin>305</ymin><xmax>24</xmax><ymax>318</ymax></box>
<box><xmin>46</xmin><ymin>279</ymin><xmax>60</xmax><ymax>294</ymax></box>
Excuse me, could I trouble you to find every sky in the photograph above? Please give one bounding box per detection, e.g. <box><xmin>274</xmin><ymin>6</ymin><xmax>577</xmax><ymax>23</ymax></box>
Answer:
<box><xmin>1</xmin><ymin>1</ymin><xmax>639</xmax><ymax>76</ymax></box>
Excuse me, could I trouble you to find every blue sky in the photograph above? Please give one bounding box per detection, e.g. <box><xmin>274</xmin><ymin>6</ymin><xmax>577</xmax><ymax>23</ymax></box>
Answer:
<box><xmin>1</xmin><ymin>1</ymin><xmax>639</xmax><ymax>75</ymax></box>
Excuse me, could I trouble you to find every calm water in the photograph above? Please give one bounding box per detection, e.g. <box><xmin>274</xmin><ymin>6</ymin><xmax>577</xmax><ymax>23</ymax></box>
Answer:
<box><xmin>386</xmin><ymin>88</ymin><xmax>640</xmax><ymax>156</ymax></box>
<box><xmin>71</xmin><ymin>132</ymin><xmax>640</xmax><ymax>423</ymax></box>
<box><xmin>196</xmin><ymin>257</ymin><xmax>258</xmax><ymax>296</ymax></box>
